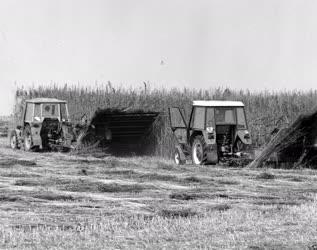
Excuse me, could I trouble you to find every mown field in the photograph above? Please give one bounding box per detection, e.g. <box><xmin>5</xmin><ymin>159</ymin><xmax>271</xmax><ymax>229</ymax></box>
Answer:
<box><xmin>1</xmin><ymin>137</ymin><xmax>317</xmax><ymax>249</ymax></box>
<box><xmin>13</xmin><ymin>84</ymin><xmax>317</xmax><ymax>157</ymax></box>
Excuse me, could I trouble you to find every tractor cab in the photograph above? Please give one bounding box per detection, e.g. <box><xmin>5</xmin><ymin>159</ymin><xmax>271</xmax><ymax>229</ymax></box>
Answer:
<box><xmin>10</xmin><ymin>98</ymin><xmax>74</xmax><ymax>151</ymax></box>
<box><xmin>169</xmin><ymin>100</ymin><xmax>252</xmax><ymax>165</ymax></box>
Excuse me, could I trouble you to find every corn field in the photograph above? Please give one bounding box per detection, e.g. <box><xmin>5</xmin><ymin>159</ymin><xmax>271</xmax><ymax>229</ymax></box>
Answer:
<box><xmin>14</xmin><ymin>83</ymin><xmax>317</xmax><ymax>157</ymax></box>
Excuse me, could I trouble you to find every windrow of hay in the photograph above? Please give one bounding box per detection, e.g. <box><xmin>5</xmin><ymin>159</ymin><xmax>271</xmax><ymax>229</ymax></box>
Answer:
<box><xmin>249</xmin><ymin>106</ymin><xmax>317</xmax><ymax>168</ymax></box>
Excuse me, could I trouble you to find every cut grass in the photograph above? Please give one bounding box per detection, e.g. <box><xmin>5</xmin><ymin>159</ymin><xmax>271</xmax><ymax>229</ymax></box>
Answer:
<box><xmin>2</xmin><ymin>142</ymin><xmax>317</xmax><ymax>249</ymax></box>
<box><xmin>0</xmin><ymin>158</ymin><xmax>37</xmax><ymax>167</ymax></box>
<box><xmin>31</xmin><ymin>193</ymin><xmax>75</xmax><ymax>201</ymax></box>
<box><xmin>256</xmin><ymin>172</ymin><xmax>275</xmax><ymax>180</ymax></box>
<box><xmin>158</xmin><ymin>208</ymin><xmax>198</xmax><ymax>218</ymax></box>
<box><xmin>61</xmin><ymin>180</ymin><xmax>148</xmax><ymax>193</ymax></box>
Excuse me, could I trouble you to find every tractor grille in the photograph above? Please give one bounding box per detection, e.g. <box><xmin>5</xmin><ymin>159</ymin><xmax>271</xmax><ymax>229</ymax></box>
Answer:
<box><xmin>216</xmin><ymin>125</ymin><xmax>234</xmax><ymax>146</ymax></box>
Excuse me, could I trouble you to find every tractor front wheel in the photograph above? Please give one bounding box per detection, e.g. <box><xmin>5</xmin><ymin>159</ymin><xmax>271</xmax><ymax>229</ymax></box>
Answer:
<box><xmin>174</xmin><ymin>148</ymin><xmax>185</xmax><ymax>165</ymax></box>
<box><xmin>192</xmin><ymin>136</ymin><xmax>207</xmax><ymax>165</ymax></box>
<box><xmin>10</xmin><ymin>131</ymin><xmax>19</xmax><ymax>150</ymax></box>
<box><xmin>23</xmin><ymin>126</ymin><xmax>33</xmax><ymax>151</ymax></box>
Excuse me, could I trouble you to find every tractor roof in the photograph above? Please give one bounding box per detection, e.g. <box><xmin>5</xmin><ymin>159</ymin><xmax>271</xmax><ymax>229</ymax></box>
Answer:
<box><xmin>193</xmin><ymin>100</ymin><xmax>244</xmax><ymax>107</ymax></box>
<box><xmin>26</xmin><ymin>98</ymin><xmax>67</xmax><ymax>104</ymax></box>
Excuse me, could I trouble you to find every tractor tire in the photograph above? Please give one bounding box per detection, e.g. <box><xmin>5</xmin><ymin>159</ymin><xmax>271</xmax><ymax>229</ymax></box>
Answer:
<box><xmin>10</xmin><ymin>131</ymin><xmax>20</xmax><ymax>150</ymax></box>
<box><xmin>174</xmin><ymin>148</ymin><xmax>186</xmax><ymax>165</ymax></box>
<box><xmin>23</xmin><ymin>125</ymin><xmax>33</xmax><ymax>151</ymax></box>
<box><xmin>192</xmin><ymin>135</ymin><xmax>208</xmax><ymax>165</ymax></box>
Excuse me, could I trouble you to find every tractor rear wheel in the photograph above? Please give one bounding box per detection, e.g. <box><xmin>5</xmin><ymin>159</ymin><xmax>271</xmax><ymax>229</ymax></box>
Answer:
<box><xmin>192</xmin><ymin>135</ymin><xmax>207</xmax><ymax>165</ymax></box>
<box><xmin>10</xmin><ymin>131</ymin><xmax>19</xmax><ymax>149</ymax></box>
<box><xmin>23</xmin><ymin>126</ymin><xmax>33</xmax><ymax>151</ymax></box>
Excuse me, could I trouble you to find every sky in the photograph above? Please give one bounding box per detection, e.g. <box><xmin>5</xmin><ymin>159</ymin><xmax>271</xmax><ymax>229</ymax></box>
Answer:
<box><xmin>1</xmin><ymin>0</ymin><xmax>317</xmax><ymax>115</ymax></box>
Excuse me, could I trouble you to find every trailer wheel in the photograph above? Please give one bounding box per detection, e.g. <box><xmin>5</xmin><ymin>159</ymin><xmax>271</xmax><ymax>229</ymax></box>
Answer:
<box><xmin>192</xmin><ymin>135</ymin><xmax>207</xmax><ymax>165</ymax></box>
<box><xmin>10</xmin><ymin>131</ymin><xmax>19</xmax><ymax>149</ymax></box>
<box><xmin>23</xmin><ymin>125</ymin><xmax>33</xmax><ymax>151</ymax></box>
<box><xmin>174</xmin><ymin>149</ymin><xmax>185</xmax><ymax>165</ymax></box>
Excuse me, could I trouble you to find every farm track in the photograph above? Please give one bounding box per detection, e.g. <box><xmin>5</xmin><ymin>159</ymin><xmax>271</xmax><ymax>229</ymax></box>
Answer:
<box><xmin>0</xmin><ymin>138</ymin><xmax>317</xmax><ymax>249</ymax></box>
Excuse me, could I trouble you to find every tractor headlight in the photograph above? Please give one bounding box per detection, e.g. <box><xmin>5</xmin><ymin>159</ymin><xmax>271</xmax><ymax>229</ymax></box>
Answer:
<box><xmin>244</xmin><ymin>130</ymin><xmax>250</xmax><ymax>140</ymax></box>
<box><xmin>206</xmin><ymin>127</ymin><xmax>214</xmax><ymax>133</ymax></box>
<box><xmin>207</xmin><ymin>127</ymin><xmax>215</xmax><ymax>140</ymax></box>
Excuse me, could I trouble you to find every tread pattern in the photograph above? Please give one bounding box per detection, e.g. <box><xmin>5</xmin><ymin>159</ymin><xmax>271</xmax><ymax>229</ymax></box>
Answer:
<box><xmin>192</xmin><ymin>135</ymin><xmax>208</xmax><ymax>165</ymax></box>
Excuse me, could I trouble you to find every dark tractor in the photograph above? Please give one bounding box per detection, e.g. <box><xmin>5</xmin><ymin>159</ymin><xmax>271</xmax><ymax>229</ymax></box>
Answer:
<box><xmin>9</xmin><ymin>98</ymin><xmax>76</xmax><ymax>151</ymax></box>
<box><xmin>169</xmin><ymin>100</ymin><xmax>252</xmax><ymax>165</ymax></box>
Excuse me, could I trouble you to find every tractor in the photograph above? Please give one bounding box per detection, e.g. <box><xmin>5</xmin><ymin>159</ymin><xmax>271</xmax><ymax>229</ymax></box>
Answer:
<box><xmin>169</xmin><ymin>100</ymin><xmax>252</xmax><ymax>165</ymax></box>
<box><xmin>9</xmin><ymin>98</ymin><xmax>76</xmax><ymax>151</ymax></box>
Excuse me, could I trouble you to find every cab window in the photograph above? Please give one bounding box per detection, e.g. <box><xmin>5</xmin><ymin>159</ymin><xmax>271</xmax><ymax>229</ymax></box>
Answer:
<box><xmin>192</xmin><ymin>107</ymin><xmax>205</xmax><ymax>129</ymax></box>
<box><xmin>60</xmin><ymin>104</ymin><xmax>68</xmax><ymax>120</ymax></box>
<box><xmin>215</xmin><ymin>108</ymin><xmax>236</xmax><ymax>124</ymax></box>
<box><xmin>42</xmin><ymin>104</ymin><xmax>59</xmax><ymax>119</ymax></box>
<box><xmin>237</xmin><ymin>107</ymin><xmax>247</xmax><ymax>129</ymax></box>
<box><xmin>206</xmin><ymin>108</ymin><xmax>215</xmax><ymax>127</ymax></box>
<box><xmin>25</xmin><ymin>103</ymin><xmax>33</xmax><ymax>122</ymax></box>
<box><xmin>34</xmin><ymin>104</ymin><xmax>41</xmax><ymax>120</ymax></box>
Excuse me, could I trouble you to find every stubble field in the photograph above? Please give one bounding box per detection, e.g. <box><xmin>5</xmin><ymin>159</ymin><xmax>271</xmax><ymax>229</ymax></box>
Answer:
<box><xmin>0</xmin><ymin>137</ymin><xmax>317</xmax><ymax>249</ymax></box>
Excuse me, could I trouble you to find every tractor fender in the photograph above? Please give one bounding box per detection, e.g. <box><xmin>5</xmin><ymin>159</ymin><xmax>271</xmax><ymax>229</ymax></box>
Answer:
<box><xmin>236</xmin><ymin>130</ymin><xmax>252</xmax><ymax>145</ymax></box>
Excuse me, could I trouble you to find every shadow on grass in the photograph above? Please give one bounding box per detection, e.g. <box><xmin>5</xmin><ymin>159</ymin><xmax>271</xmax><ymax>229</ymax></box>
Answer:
<box><xmin>0</xmin><ymin>195</ymin><xmax>23</xmax><ymax>202</ymax></box>
<box><xmin>0</xmin><ymin>158</ymin><xmax>36</xmax><ymax>167</ymax></box>
<box><xmin>61</xmin><ymin>180</ymin><xmax>148</xmax><ymax>193</ymax></box>
<box><xmin>256</xmin><ymin>172</ymin><xmax>275</xmax><ymax>180</ymax></box>
<box><xmin>32</xmin><ymin>193</ymin><xmax>76</xmax><ymax>201</ymax></box>
<box><xmin>158</xmin><ymin>208</ymin><xmax>198</xmax><ymax>218</ymax></box>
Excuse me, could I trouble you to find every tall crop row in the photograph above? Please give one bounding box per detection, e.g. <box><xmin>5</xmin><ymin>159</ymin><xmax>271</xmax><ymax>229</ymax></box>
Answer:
<box><xmin>14</xmin><ymin>84</ymin><xmax>317</xmax><ymax>157</ymax></box>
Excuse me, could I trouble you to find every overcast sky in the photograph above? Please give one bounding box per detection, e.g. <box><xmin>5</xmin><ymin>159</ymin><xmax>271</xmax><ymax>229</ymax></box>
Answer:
<box><xmin>1</xmin><ymin>0</ymin><xmax>317</xmax><ymax>115</ymax></box>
